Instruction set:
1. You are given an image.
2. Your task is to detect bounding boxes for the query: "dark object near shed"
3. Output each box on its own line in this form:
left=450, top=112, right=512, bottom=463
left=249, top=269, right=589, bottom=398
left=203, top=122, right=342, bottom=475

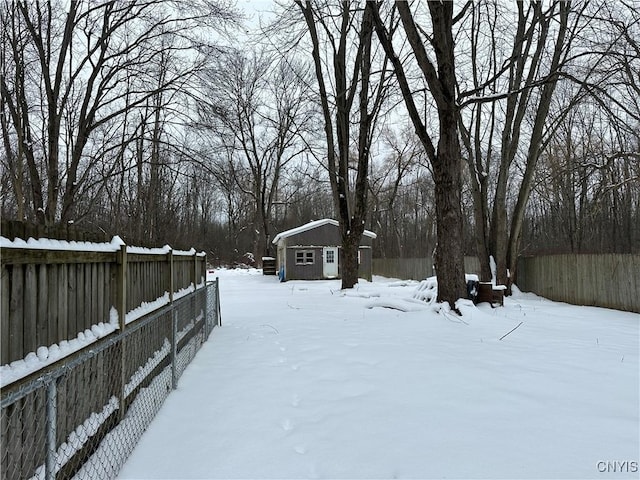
left=476, top=282, right=505, bottom=307
left=262, top=257, right=276, bottom=275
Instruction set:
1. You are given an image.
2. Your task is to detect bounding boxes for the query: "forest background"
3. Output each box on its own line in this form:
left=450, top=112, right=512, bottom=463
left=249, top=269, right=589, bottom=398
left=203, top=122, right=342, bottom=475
left=1, top=0, right=638, bottom=291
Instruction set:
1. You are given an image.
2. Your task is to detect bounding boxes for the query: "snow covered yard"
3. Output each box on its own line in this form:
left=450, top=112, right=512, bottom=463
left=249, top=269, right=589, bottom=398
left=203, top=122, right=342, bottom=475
left=117, top=269, right=638, bottom=479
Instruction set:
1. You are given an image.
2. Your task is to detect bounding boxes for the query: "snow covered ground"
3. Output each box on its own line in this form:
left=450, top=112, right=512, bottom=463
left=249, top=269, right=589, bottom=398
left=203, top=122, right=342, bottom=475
left=117, top=269, right=638, bottom=479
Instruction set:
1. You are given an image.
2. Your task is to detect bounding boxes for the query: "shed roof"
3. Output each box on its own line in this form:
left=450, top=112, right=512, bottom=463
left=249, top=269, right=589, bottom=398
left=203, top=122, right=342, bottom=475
left=272, top=219, right=377, bottom=244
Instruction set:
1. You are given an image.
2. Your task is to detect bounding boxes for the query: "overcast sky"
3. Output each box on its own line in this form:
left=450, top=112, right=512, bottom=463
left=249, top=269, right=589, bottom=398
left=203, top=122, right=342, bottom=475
left=239, top=0, right=276, bottom=23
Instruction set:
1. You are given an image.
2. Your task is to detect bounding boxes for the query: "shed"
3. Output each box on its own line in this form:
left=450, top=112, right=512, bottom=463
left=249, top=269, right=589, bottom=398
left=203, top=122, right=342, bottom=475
left=272, top=219, right=376, bottom=281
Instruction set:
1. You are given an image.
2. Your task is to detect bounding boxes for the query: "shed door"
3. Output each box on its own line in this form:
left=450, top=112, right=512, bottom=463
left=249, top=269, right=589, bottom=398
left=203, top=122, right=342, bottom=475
left=323, top=247, right=339, bottom=278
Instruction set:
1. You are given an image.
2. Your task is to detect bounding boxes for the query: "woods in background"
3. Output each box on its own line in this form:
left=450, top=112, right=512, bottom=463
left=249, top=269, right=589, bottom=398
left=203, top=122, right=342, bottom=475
left=2, top=1, right=638, bottom=290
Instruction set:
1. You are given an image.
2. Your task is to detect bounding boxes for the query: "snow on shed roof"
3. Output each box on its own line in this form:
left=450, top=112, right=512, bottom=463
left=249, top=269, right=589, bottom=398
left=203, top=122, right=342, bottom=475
left=272, top=219, right=377, bottom=244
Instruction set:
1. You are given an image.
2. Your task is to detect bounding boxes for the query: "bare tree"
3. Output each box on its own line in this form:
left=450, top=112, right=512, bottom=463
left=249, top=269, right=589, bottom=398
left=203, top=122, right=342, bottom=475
left=0, top=0, right=234, bottom=227
left=1, top=0, right=42, bottom=221
left=525, top=94, right=640, bottom=255
left=371, top=1, right=467, bottom=307
left=294, top=0, right=389, bottom=289
left=452, top=1, right=604, bottom=292
left=517, top=1, right=639, bottom=256
left=369, top=125, right=424, bottom=258
left=199, top=48, right=315, bottom=262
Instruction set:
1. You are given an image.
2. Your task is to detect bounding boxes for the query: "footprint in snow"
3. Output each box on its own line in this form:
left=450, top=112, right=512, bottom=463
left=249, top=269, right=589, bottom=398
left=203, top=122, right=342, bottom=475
left=281, top=418, right=294, bottom=431
left=291, top=394, right=300, bottom=407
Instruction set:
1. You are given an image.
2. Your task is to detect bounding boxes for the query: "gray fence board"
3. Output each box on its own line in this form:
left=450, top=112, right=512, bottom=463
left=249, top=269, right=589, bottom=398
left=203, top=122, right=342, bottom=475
left=37, top=265, right=48, bottom=349
left=76, top=264, right=85, bottom=340
left=517, top=254, right=639, bottom=313
left=9, top=267, right=24, bottom=363
left=58, top=264, right=68, bottom=345
left=24, top=265, right=37, bottom=355
left=1, top=269, right=10, bottom=365
left=372, top=256, right=482, bottom=281
left=68, top=265, right=78, bottom=340
left=47, top=265, right=59, bottom=351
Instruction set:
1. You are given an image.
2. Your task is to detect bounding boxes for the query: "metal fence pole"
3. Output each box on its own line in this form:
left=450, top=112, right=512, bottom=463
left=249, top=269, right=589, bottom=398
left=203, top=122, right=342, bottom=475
left=203, top=283, right=209, bottom=339
left=216, top=277, right=221, bottom=327
left=171, top=309, right=178, bottom=390
left=45, top=379, right=57, bottom=480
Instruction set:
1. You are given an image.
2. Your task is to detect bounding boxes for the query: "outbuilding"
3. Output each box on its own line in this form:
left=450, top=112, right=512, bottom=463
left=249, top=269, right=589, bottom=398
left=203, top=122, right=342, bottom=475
left=272, top=219, right=376, bottom=281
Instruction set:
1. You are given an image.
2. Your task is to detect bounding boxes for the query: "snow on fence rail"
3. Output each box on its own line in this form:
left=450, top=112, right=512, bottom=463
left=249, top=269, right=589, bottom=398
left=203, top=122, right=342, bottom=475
left=0, top=236, right=207, bottom=367
left=0, top=271, right=220, bottom=480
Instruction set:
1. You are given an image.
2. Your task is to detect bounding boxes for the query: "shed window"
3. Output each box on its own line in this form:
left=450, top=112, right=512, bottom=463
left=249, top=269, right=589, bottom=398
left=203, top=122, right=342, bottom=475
left=295, top=250, right=315, bottom=265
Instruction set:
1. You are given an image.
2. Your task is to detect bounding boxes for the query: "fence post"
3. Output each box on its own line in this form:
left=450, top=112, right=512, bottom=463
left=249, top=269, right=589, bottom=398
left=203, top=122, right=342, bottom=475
left=204, top=280, right=209, bottom=338
left=171, top=309, right=178, bottom=390
left=166, top=247, right=174, bottom=303
left=116, top=243, right=128, bottom=332
left=192, top=251, right=198, bottom=290
left=45, top=379, right=57, bottom=480
left=203, top=255, right=206, bottom=286
left=116, top=241, right=128, bottom=421
left=202, top=282, right=207, bottom=339
left=215, top=277, right=221, bottom=327
left=166, top=247, right=177, bottom=389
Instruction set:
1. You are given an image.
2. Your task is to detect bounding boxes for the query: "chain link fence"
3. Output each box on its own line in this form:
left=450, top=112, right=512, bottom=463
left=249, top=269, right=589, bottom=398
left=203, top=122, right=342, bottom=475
left=1, top=279, right=220, bottom=480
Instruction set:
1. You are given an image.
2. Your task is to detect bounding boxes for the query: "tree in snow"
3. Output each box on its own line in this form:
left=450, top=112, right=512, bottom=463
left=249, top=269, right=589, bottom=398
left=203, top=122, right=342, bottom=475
left=457, top=0, right=640, bottom=288
left=0, top=0, right=235, bottom=226
left=291, top=0, right=391, bottom=289
left=371, top=1, right=468, bottom=307
left=197, top=47, right=316, bottom=262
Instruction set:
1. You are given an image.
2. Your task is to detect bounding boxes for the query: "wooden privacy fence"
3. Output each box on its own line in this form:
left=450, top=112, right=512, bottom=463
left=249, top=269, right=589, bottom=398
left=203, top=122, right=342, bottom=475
left=373, top=254, right=639, bottom=312
left=372, top=256, right=481, bottom=281
left=1, top=237, right=207, bottom=366
left=517, top=254, right=640, bottom=313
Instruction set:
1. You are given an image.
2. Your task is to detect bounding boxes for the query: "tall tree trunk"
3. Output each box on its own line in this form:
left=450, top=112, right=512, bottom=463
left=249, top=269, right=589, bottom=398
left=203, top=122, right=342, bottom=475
left=341, top=232, right=361, bottom=288
left=507, top=2, right=570, bottom=284
left=429, top=3, right=467, bottom=302
left=432, top=119, right=466, bottom=305
left=371, top=1, right=467, bottom=307
left=296, top=0, right=382, bottom=290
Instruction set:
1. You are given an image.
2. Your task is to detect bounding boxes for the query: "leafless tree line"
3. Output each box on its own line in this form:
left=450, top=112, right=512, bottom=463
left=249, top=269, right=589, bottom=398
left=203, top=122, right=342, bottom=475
left=1, top=1, right=638, bottom=304
left=1, top=0, right=235, bottom=243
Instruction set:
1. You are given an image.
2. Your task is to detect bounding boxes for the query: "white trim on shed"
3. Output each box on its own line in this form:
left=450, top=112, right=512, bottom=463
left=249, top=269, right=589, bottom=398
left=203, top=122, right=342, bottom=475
left=272, top=219, right=377, bottom=245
